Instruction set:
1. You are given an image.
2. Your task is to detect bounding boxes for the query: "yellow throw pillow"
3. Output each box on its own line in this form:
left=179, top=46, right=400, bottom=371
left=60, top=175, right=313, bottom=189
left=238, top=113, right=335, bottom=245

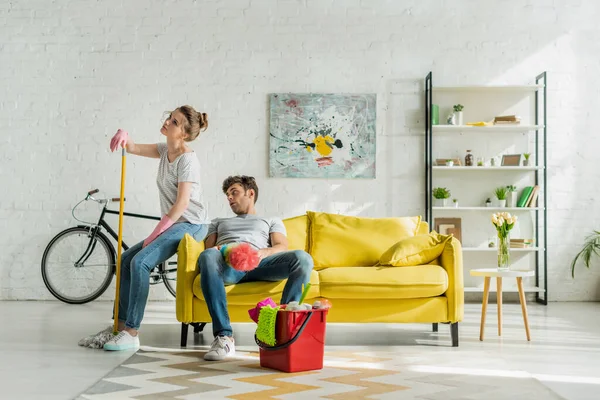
left=282, top=215, right=309, bottom=252
left=308, top=211, right=422, bottom=269
left=379, top=231, right=452, bottom=267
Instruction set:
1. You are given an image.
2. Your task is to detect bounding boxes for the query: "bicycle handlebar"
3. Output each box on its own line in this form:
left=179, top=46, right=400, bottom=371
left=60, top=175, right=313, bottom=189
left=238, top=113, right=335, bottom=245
left=88, top=189, right=99, bottom=195
left=111, top=197, right=126, bottom=202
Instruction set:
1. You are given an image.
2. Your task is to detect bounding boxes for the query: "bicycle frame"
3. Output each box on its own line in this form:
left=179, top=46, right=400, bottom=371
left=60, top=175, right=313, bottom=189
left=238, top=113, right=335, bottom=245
left=76, top=202, right=160, bottom=267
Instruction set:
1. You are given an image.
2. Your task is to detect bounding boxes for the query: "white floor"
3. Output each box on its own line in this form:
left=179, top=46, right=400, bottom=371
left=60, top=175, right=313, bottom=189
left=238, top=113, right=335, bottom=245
left=1, top=300, right=599, bottom=400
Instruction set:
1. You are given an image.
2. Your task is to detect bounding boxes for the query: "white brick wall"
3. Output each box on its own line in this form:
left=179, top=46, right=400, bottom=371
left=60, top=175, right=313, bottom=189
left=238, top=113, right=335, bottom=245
left=1, top=0, right=599, bottom=301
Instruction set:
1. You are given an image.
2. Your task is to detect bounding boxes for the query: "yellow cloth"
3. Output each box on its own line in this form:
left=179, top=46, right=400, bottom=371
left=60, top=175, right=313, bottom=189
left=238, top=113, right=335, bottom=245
left=379, top=231, right=452, bottom=267
left=466, top=121, right=492, bottom=126
left=307, top=211, right=421, bottom=270
left=318, top=265, right=448, bottom=299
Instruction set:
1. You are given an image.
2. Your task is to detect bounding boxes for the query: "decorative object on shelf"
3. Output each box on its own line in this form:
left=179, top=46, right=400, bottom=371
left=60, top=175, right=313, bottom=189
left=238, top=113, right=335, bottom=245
left=433, top=187, right=451, bottom=207
left=434, top=217, right=462, bottom=243
left=269, top=93, right=376, bottom=179
left=488, top=236, right=496, bottom=248
left=506, top=185, right=517, bottom=207
left=465, top=150, right=474, bottom=166
left=435, top=158, right=461, bottom=166
left=453, top=198, right=459, bottom=208
left=432, top=104, right=439, bottom=125
left=570, top=230, right=600, bottom=278
left=485, top=198, right=492, bottom=207
left=446, top=113, right=456, bottom=125
left=523, top=153, right=531, bottom=166
left=453, top=104, right=464, bottom=125
left=491, top=212, right=518, bottom=270
left=493, top=114, right=521, bottom=125
left=494, top=187, right=508, bottom=207
left=445, top=159, right=454, bottom=166
left=490, top=156, right=497, bottom=166
left=477, top=157, right=484, bottom=166
left=501, top=154, right=522, bottom=166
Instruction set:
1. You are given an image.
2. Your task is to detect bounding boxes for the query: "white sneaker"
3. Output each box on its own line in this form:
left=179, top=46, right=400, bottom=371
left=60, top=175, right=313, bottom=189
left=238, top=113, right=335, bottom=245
left=103, top=330, right=140, bottom=351
left=204, top=336, right=235, bottom=361
left=78, top=325, right=112, bottom=348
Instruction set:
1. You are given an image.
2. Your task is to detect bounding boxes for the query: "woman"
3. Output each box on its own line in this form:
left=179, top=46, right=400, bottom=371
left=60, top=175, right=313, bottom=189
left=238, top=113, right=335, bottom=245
left=79, top=105, right=210, bottom=351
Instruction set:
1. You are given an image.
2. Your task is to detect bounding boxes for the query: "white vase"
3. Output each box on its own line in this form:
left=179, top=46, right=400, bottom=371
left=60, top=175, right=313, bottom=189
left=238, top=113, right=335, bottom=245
left=455, top=111, right=463, bottom=125
left=507, top=192, right=517, bottom=208
left=496, top=199, right=506, bottom=208
left=434, top=198, right=448, bottom=207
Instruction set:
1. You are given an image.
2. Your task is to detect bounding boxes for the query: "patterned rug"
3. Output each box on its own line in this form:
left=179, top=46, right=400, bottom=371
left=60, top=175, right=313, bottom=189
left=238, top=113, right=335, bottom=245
left=77, top=347, right=563, bottom=399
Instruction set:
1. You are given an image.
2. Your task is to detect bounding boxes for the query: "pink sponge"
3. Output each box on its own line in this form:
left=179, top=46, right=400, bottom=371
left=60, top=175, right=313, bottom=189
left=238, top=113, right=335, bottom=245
left=248, top=297, right=277, bottom=323
left=220, top=243, right=261, bottom=272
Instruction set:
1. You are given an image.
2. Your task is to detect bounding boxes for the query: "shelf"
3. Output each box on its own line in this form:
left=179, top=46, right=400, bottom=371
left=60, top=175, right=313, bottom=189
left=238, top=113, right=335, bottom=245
left=433, top=207, right=541, bottom=211
left=464, top=286, right=545, bottom=293
left=463, top=247, right=540, bottom=252
left=433, top=84, right=544, bottom=92
left=433, top=166, right=542, bottom=171
left=433, top=125, right=544, bottom=132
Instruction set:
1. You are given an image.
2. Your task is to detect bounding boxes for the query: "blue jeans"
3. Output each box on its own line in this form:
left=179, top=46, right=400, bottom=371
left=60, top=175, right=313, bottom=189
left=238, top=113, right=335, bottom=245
left=116, top=222, right=208, bottom=330
left=199, top=248, right=314, bottom=337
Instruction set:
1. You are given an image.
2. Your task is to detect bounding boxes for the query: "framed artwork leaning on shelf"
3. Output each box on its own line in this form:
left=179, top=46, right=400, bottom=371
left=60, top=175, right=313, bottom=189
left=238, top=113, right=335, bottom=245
left=501, top=154, right=522, bottom=166
left=434, top=217, right=462, bottom=243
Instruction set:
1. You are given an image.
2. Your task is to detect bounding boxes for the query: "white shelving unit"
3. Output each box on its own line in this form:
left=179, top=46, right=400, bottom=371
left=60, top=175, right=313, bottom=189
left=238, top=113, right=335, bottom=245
left=424, top=72, right=548, bottom=304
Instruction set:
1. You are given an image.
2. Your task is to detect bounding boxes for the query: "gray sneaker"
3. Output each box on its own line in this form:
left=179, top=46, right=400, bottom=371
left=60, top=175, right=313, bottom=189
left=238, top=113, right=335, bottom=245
left=78, top=325, right=112, bottom=347
left=204, top=336, right=235, bottom=361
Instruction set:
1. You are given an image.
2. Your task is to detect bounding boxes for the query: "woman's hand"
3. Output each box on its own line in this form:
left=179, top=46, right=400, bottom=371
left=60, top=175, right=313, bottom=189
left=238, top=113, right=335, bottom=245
left=110, top=129, right=128, bottom=152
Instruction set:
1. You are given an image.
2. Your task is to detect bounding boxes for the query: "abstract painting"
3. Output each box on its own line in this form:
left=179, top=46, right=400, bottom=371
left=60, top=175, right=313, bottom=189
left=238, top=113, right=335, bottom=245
left=269, top=93, right=376, bottom=178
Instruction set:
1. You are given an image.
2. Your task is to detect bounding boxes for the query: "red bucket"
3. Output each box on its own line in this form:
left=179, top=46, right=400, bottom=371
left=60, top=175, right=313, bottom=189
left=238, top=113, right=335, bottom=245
left=255, top=308, right=328, bottom=373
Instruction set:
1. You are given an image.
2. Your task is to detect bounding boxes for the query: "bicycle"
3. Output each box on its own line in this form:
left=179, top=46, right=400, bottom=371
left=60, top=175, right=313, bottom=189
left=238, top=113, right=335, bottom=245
left=41, top=189, right=179, bottom=304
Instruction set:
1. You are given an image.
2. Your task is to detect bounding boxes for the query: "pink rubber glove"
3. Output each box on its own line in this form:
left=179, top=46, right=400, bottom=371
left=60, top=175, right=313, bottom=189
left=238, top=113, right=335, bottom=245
left=110, top=129, right=128, bottom=152
left=143, top=215, right=175, bottom=248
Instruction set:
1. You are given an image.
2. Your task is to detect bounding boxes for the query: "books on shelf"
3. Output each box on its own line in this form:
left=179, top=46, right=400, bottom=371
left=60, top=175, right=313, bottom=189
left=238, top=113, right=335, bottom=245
left=516, top=185, right=540, bottom=207
left=493, top=115, right=521, bottom=125
left=510, top=238, right=534, bottom=248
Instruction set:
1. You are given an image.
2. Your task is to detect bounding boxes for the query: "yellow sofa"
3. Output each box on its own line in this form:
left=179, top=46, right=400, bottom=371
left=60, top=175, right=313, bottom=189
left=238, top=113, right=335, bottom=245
left=176, top=211, right=464, bottom=347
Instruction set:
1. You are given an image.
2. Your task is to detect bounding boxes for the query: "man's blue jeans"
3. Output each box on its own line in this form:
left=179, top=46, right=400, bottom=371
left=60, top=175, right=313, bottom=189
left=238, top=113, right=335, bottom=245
left=116, top=222, right=208, bottom=330
left=198, top=248, right=314, bottom=337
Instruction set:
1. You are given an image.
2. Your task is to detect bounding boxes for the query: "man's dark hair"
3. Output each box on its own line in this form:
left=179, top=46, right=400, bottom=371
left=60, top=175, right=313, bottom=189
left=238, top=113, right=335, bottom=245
left=222, top=175, right=259, bottom=203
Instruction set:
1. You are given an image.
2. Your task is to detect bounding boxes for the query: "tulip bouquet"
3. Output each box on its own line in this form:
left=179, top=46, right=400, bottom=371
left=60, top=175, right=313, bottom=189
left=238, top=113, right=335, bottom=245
left=492, top=212, right=518, bottom=270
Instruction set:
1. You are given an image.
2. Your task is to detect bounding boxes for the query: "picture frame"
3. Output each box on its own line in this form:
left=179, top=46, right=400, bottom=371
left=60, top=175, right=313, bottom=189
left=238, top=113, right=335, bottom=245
left=434, top=217, right=462, bottom=243
left=501, top=154, right=522, bottom=166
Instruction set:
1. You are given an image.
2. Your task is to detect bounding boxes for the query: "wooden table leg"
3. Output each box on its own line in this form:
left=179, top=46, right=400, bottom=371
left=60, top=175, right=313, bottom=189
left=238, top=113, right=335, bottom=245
left=497, top=277, right=502, bottom=336
left=479, top=277, right=491, bottom=341
left=516, top=277, right=531, bottom=341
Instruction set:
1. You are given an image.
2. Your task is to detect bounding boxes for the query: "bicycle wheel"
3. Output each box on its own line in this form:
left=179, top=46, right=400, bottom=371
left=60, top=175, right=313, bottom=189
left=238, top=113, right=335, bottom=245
left=162, top=257, right=178, bottom=298
left=41, top=227, right=115, bottom=304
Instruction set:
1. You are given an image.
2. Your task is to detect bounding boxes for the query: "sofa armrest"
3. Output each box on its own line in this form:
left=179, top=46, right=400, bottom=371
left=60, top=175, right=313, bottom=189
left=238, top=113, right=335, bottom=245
left=176, top=233, right=204, bottom=324
left=438, top=237, right=464, bottom=323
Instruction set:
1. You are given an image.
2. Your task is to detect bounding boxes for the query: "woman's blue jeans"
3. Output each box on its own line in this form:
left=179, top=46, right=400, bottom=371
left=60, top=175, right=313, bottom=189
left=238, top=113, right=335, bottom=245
left=116, top=222, right=208, bottom=330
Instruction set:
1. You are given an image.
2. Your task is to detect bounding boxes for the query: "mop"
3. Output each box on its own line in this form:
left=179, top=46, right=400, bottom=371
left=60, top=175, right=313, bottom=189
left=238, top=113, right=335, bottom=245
left=112, top=148, right=126, bottom=335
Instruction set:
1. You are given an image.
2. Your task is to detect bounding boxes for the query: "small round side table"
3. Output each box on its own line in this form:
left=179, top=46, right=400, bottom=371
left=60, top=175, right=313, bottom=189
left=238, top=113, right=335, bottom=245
left=469, top=268, right=534, bottom=341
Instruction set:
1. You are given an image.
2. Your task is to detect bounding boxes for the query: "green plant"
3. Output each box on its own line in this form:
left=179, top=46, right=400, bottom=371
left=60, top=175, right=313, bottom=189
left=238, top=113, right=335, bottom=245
left=477, top=160, right=484, bottom=166
left=523, top=153, right=531, bottom=160
left=433, top=187, right=451, bottom=199
left=506, top=185, right=517, bottom=192
left=453, top=104, right=464, bottom=112
left=453, top=198, right=458, bottom=202
left=494, top=187, right=507, bottom=200
left=570, top=231, right=600, bottom=278
left=486, top=197, right=492, bottom=203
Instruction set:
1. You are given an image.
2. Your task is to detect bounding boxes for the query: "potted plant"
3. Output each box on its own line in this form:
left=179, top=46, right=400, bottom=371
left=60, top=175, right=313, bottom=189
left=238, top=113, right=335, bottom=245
left=485, top=197, right=492, bottom=207
left=433, top=187, right=451, bottom=207
left=452, top=198, right=459, bottom=208
left=445, top=159, right=454, bottom=167
left=523, top=153, right=531, bottom=166
left=506, top=185, right=517, bottom=207
left=477, top=160, right=484, bottom=167
left=494, top=187, right=508, bottom=207
left=570, top=230, right=600, bottom=278
left=453, top=104, right=464, bottom=125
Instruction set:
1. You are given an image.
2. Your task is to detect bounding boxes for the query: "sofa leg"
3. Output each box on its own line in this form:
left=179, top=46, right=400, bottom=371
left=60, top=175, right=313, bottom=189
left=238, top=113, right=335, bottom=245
left=181, top=323, right=189, bottom=348
left=450, top=322, right=459, bottom=347
left=191, top=322, right=206, bottom=333
left=432, top=323, right=438, bottom=332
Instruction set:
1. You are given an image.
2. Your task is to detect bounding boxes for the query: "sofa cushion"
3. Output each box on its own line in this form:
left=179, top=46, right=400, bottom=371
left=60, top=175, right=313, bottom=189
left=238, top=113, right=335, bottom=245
left=192, top=270, right=320, bottom=305
left=379, top=231, right=452, bottom=267
left=282, top=215, right=308, bottom=252
left=318, top=265, right=448, bottom=299
left=307, top=211, right=422, bottom=270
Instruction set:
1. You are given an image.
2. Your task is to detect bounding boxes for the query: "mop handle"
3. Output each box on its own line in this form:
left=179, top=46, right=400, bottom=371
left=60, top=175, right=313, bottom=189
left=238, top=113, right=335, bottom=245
left=113, top=148, right=126, bottom=334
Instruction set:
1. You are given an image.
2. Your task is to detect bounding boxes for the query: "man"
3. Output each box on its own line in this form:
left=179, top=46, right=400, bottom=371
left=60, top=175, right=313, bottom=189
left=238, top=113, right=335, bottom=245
left=198, top=175, right=314, bottom=361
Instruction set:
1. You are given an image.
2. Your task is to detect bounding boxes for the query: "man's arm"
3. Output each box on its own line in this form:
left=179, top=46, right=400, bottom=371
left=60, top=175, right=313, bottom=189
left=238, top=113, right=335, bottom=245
left=257, top=232, right=288, bottom=259
left=204, top=233, right=217, bottom=249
